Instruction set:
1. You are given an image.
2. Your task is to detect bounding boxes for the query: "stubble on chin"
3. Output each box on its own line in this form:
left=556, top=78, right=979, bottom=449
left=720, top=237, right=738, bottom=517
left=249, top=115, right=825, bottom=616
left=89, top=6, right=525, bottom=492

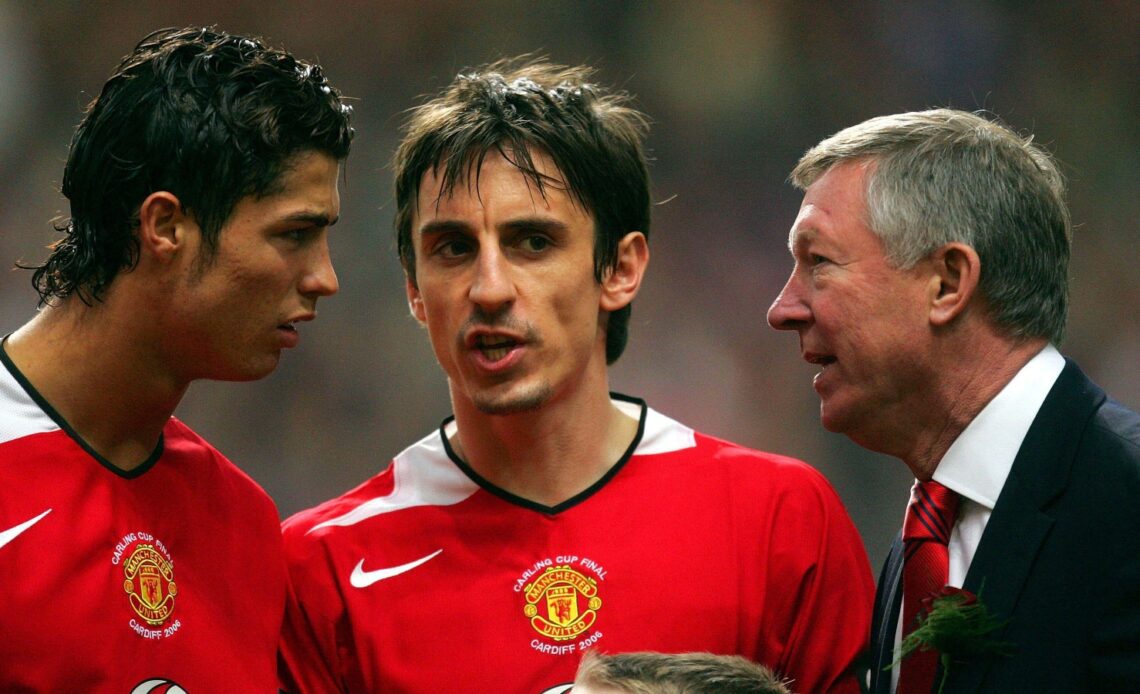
left=473, top=383, right=553, bottom=415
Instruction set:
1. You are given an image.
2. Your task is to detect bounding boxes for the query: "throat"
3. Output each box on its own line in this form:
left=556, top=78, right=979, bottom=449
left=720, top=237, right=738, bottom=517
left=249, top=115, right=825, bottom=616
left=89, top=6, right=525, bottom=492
left=449, top=399, right=640, bottom=507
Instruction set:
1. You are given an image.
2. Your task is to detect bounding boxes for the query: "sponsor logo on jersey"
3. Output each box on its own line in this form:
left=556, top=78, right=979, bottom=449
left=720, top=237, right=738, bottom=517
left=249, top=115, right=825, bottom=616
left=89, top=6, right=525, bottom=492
left=112, top=531, right=182, bottom=640
left=130, top=679, right=188, bottom=694
left=523, top=564, right=602, bottom=641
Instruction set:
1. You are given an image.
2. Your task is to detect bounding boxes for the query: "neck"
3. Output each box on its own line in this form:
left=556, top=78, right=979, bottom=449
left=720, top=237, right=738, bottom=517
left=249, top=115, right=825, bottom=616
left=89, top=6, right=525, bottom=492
left=448, top=380, right=638, bottom=508
left=6, top=297, right=188, bottom=471
left=886, top=334, right=1049, bottom=480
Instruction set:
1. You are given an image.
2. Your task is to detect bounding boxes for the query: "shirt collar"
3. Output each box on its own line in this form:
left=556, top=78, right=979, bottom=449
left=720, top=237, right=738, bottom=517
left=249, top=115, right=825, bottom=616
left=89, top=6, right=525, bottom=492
left=932, top=344, right=1065, bottom=509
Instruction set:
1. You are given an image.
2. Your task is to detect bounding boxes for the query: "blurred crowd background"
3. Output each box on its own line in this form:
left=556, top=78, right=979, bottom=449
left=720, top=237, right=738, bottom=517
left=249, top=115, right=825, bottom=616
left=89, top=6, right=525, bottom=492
left=1, top=1, right=1136, bottom=571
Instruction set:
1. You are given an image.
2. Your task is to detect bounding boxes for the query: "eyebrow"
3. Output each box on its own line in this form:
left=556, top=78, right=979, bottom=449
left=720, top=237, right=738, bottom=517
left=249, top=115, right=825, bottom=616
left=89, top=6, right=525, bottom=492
left=788, top=226, right=817, bottom=253
left=417, top=216, right=571, bottom=238
left=501, top=217, right=571, bottom=235
left=417, top=220, right=469, bottom=240
left=282, top=211, right=339, bottom=227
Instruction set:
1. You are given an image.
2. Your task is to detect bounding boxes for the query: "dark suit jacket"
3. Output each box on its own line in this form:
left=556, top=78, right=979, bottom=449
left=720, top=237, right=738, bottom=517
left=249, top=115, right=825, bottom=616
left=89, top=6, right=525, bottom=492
left=869, top=360, right=1140, bottom=693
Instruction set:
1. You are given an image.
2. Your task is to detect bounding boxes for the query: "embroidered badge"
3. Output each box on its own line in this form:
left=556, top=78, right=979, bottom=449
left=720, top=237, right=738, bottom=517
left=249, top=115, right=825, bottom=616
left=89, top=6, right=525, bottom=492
left=124, top=543, right=177, bottom=624
left=524, top=564, right=602, bottom=640
left=112, top=531, right=182, bottom=640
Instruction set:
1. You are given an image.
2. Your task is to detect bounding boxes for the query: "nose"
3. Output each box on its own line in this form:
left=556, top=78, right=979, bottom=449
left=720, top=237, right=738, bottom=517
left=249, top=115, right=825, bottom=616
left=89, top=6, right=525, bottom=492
left=767, top=271, right=810, bottom=331
left=301, top=240, right=339, bottom=298
left=468, top=244, right=515, bottom=311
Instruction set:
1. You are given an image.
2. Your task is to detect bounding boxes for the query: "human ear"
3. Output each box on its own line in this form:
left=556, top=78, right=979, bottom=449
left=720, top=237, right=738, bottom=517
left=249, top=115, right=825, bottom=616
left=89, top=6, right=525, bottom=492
left=600, top=231, right=649, bottom=312
left=928, top=242, right=981, bottom=326
left=137, top=191, right=188, bottom=263
left=406, top=274, right=427, bottom=324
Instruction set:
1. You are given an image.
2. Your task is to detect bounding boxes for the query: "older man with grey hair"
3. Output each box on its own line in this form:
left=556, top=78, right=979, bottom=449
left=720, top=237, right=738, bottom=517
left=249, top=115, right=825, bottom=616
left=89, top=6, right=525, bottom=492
left=768, top=108, right=1140, bottom=693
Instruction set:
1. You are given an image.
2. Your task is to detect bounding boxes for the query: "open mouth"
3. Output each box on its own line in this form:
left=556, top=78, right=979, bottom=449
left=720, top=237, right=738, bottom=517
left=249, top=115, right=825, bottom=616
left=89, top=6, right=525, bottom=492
left=476, top=335, right=517, bottom=361
left=807, top=354, right=836, bottom=369
left=278, top=322, right=297, bottom=333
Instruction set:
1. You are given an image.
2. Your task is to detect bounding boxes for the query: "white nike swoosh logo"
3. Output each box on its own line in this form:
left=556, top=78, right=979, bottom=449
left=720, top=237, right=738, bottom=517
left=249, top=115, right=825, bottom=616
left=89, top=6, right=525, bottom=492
left=350, top=549, right=443, bottom=588
left=0, top=509, right=52, bottom=551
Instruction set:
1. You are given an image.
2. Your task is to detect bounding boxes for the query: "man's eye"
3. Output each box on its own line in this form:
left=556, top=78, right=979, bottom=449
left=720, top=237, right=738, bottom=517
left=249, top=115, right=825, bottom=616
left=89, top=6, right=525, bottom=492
left=281, top=228, right=314, bottom=243
left=810, top=254, right=830, bottom=265
left=436, top=239, right=474, bottom=257
left=521, top=235, right=551, bottom=252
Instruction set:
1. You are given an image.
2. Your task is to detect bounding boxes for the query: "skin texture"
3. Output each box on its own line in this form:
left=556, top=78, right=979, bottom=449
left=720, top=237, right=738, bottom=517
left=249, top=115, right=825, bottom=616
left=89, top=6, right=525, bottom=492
left=767, top=160, right=1046, bottom=477
left=4, top=149, right=341, bottom=470
left=767, top=161, right=936, bottom=442
left=155, top=149, right=342, bottom=383
left=408, top=151, right=608, bottom=416
left=405, top=148, right=648, bottom=505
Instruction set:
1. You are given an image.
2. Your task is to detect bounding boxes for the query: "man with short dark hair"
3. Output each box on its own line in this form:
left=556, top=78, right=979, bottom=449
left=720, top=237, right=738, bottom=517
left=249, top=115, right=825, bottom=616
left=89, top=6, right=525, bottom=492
left=0, top=26, right=352, bottom=690
left=280, top=58, right=872, bottom=694
left=768, top=108, right=1140, bottom=692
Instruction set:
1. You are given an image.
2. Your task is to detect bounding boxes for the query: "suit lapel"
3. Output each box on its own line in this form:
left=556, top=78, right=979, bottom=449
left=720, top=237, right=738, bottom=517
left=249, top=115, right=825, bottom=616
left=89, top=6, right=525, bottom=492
left=953, top=482, right=1053, bottom=691
left=950, top=361, right=1103, bottom=691
left=870, top=533, right=905, bottom=693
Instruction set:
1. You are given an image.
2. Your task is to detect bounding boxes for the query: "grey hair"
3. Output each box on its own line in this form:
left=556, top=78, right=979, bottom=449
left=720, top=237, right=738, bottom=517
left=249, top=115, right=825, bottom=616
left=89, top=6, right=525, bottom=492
left=791, top=108, right=1071, bottom=344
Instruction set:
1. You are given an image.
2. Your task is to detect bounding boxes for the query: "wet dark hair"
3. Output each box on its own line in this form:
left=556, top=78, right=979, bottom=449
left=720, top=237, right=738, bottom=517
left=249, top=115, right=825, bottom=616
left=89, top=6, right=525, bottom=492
left=26, top=25, right=354, bottom=303
left=392, top=58, right=651, bottom=364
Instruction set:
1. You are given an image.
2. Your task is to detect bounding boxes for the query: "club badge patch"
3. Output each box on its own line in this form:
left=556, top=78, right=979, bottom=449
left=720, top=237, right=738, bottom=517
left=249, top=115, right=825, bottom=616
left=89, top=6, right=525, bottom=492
left=112, top=531, right=182, bottom=640
left=515, top=555, right=607, bottom=655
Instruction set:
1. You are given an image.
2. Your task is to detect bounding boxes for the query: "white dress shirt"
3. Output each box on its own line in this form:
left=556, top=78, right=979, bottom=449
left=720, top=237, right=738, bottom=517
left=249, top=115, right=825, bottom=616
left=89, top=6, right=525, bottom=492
left=890, top=344, right=1065, bottom=691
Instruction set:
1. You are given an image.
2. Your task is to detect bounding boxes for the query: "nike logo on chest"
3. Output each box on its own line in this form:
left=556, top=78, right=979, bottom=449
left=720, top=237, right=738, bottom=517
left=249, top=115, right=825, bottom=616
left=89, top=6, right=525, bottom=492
left=350, top=549, right=443, bottom=588
left=0, top=509, right=52, bottom=551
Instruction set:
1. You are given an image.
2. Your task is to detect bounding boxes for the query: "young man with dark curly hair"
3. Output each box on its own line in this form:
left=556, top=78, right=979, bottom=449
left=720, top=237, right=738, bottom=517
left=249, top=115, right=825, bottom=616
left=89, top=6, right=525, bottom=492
left=0, top=26, right=352, bottom=690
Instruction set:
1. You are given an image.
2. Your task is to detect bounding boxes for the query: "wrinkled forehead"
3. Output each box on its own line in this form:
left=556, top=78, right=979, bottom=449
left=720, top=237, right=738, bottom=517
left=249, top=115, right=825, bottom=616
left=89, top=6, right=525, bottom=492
left=786, top=160, right=879, bottom=251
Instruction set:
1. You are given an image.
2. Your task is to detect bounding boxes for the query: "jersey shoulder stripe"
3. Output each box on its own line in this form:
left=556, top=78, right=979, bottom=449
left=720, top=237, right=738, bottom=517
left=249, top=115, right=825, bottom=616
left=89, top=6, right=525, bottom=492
left=0, top=356, right=59, bottom=446
left=306, top=428, right=478, bottom=533
left=629, top=401, right=696, bottom=455
left=298, top=397, right=696, bottom=535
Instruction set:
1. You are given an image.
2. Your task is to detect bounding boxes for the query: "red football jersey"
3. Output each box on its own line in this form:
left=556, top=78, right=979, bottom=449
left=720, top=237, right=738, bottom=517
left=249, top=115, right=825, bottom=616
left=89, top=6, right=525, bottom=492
left=0, top=350, right=287, bottom=692
left=281, top=395, right=873, bottom=693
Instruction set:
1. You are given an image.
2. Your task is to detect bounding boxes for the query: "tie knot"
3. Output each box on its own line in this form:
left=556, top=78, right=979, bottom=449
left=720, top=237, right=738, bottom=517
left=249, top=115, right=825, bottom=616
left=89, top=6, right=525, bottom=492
left=903, top=480, right=959, bottom=545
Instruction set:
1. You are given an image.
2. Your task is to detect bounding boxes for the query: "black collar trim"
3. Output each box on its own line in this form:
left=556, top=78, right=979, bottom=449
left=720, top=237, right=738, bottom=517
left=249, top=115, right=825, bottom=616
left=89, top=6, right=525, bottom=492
left=438, top=392, right=648, bottom=515
left=0, top=335, right=164, bottom=479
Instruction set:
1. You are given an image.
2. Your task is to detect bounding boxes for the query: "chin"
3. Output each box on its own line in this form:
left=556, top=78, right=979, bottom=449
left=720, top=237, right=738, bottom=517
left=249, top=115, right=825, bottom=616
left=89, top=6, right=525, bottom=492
left=211, top=356, right=281, bottom=383
left=820, top=414, right=845, bottom=434
left=820, top=401, right=887, bottom=454
left=818, top=400, right=853, bottom=435
left=472, top=383, right=553, bottom=415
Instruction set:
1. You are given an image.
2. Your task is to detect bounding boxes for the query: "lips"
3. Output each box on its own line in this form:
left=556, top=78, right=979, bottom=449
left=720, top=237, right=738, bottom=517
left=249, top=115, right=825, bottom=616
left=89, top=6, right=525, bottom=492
left=803, top=351, right=837, bottom=392
left=475, top=334, right=518, bottom=362
left=277, top=313, right=315, bottom=348
left=804, top=351, right=836, bottom=368
left=279, top=312, right=315, bottom=332
left=461, top=325, right=529, bottom=372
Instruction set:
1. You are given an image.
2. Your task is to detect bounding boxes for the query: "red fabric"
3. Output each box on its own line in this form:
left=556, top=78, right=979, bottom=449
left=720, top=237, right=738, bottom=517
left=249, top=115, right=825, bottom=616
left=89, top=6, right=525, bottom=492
left=280, top=399, right=874, bottom=694
left=1, top=362, right=287, bottom=692
left=898, top=480, right=959, bottom=694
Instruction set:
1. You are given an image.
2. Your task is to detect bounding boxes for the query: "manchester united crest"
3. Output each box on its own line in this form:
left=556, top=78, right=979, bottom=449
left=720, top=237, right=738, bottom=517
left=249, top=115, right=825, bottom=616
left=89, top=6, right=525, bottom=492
left=124, top=542, right=177, bottom=624
left=523, top=564, right=602, bottom=641
left=112, top=530, right=181, bottom=638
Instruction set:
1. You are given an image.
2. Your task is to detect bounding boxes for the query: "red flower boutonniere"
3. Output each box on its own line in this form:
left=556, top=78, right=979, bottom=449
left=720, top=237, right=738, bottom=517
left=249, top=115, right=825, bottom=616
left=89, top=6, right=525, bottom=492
left=891, top=586, right=1016, bottom=693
